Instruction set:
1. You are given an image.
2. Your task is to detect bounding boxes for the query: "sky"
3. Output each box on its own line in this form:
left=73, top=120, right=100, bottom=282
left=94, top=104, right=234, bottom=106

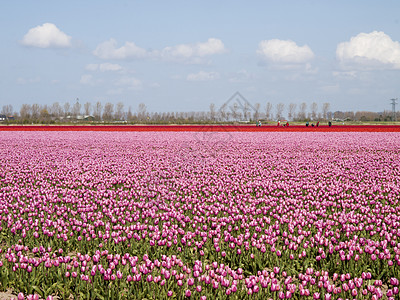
left=1, top=0, right=400, bottom=114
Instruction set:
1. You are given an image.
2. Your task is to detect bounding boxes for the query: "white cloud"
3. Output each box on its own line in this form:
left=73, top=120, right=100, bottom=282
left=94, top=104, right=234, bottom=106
left=100, top=63, right=122, bottom=71
left=197, top=38, right=226, bottom=56
left=115, top=77, right=142, bottom=89
left=93, top=38, right=226, bottom=63
left=93, top=39, right=148, bottom=59
left=21, top=23, right=71, bottom=48
left=305, top=63, right=318, bottom=74
left=228, top=70, right=252, bottom=83
left=257, top=39, right=314, bottom=64
left=162, top=38, right=226, bottom=61
left=336, top=31, right=400, bottom=69
left=85, top=63, right=122, bottom=72
left=187, top=71, right=220, bottom=81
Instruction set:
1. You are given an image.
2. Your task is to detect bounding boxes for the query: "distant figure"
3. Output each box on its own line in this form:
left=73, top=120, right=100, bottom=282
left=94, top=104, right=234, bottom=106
left=328, top=121, right=332, bottom=127
left=311, top=123, right=314, bottom=127
left=256, top=120, right=261, bottom=127
left=286, top=121, right=289, bottom=127
left=277, top=120, right=280, bottom=127
left=316, top=121, right=319, bottom=127
left=306, top=122, right=309, bottom=127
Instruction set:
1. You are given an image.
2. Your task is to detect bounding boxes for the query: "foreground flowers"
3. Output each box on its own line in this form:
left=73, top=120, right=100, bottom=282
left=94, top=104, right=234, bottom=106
left=0, top=131, right=399, bottom=299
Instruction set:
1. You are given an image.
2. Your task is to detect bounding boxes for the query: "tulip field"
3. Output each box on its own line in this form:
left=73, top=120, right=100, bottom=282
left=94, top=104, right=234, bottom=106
left=0, top=130, right=400, bottom=299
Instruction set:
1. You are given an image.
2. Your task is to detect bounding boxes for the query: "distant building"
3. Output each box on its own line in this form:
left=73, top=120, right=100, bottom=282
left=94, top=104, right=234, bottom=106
left=65, top=115, right=95, bottom=121
left=76, top=115, right=95, bottom=121
left=0, top=114, right=13, bottom=121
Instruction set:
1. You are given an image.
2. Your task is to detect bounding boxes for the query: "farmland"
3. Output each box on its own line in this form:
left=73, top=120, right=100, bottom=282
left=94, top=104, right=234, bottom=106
left=0, top=130, right=399, bottom=299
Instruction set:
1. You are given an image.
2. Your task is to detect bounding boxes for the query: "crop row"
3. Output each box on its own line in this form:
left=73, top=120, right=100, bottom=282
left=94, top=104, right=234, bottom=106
left=0, top=132, right=399, bottom=299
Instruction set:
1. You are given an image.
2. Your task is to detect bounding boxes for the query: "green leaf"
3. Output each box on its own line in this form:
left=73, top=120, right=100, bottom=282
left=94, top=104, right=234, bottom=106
left=31, top=286, right=44, bottom=298
left=45, top=282, right=60, bottom=295
left=94, top=291, right=105, bottom=300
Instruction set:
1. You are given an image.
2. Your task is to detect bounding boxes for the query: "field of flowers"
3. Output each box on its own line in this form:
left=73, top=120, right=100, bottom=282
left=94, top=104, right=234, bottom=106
left=0, top=131, right=399, bottom=299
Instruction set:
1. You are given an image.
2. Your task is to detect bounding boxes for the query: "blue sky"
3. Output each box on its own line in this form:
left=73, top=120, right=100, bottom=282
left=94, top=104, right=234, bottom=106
left=1, top=0, right=400, bottom=114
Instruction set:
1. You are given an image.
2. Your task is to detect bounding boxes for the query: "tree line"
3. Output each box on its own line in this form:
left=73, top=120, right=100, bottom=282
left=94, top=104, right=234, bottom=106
left=0, top=101, right=397, bottom=124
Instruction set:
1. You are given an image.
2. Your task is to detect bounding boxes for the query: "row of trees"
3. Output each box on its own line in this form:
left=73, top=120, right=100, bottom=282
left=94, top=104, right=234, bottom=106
left=0, top=101, right=397, bottom=123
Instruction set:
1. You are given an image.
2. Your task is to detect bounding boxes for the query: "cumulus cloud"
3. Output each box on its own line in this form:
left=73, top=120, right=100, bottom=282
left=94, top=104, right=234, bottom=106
left=336, top=31, right=400, bottom=69
left=85, top=63, right=122, bottom=72
left=257, top=39, right=314, bottom=64
left=93, top=39, right=148, bottom=60
left=187, top=71, right=220, bottom=81
left=93, top=38, right=226, bottom=63
left=21, top=23, right=72, bottom=48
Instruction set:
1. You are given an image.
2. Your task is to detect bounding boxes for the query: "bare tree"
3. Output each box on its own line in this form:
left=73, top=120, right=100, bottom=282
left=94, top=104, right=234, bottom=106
left=137, top=103, right=147, bottom=121
left=1, top=105, right=13, bottom=116
left=243, top=102, right=250, bottom=121
left=63, top=102, right=71, bottom=117
left=298, top=102, right=307, bottom=120
left=72, top=101, right=81, bottom=117
left=311, top=102, right=318, bottom=120
left=322, top=102, right=330, bottom=120
left=160, top=112, right=166, bottom=122
left=115, top=102, right=124, bottom=120
left=288, top=103, right=297, bottom=121
left=50, top=102, right=63, bottom=118
left=253, top=103, right=261, bottom=121
left=275, top=103, right=285, bottom=120
left=40, top=106, right=50, bottom=121
left=344, top=111, right=355, bottom=121
left=103, top=102, right=114, bottom=121
left=334, top=111, right=344, bottom=120
left=20, top=104, right=32, bottom=119
left=355, top=111, right=379, bottom=122
left=265, top=102, right=273, bottom=121
left=127, top=106, right=133, bottom=121
left=219, top=103, right=228, bottom=121
left=209, top=103, right=216, bottom=122
left=31, top=104, right=40, bottom=120
left=230, top=102, right=240, bottom=121
left=94, top=102, right=102, bottom=120
left=84, top=102, right=92, bottom=116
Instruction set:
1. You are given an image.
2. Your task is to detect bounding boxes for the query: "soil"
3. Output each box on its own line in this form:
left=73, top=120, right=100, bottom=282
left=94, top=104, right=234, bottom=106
left=0, top=290, right=16, bottom=300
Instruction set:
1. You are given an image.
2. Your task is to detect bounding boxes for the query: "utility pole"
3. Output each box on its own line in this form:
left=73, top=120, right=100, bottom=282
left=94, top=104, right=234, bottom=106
left=390, top=98, right=398, bottom=122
